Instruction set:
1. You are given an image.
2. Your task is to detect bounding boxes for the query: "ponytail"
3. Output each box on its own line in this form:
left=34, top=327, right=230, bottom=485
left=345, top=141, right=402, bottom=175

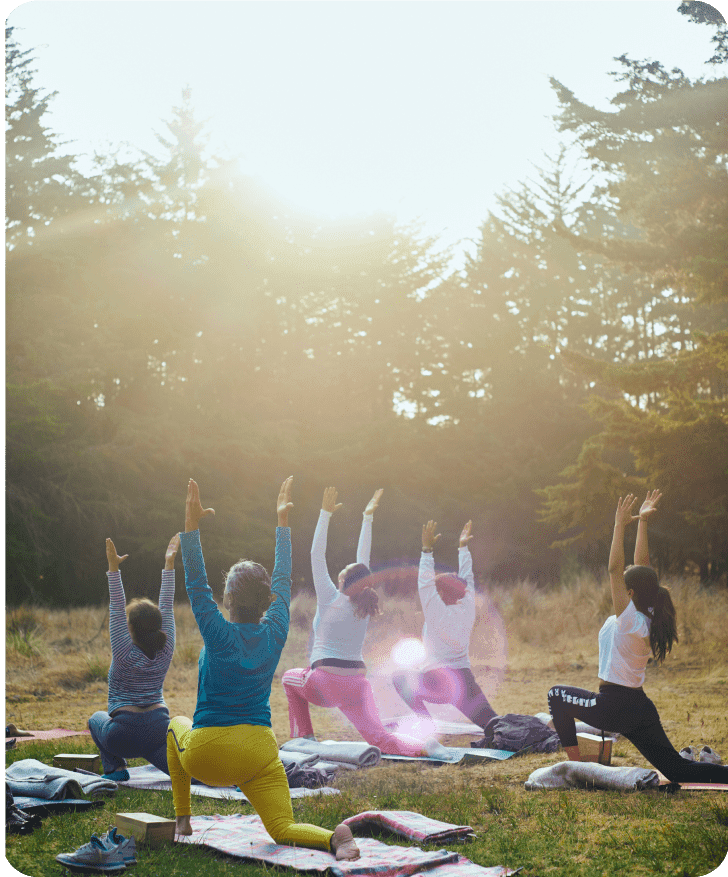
left=624, top=566, right=678, bottom=664
left=649, top=585, right=678, bottom=664
left=350, top=587, right=380, bottom=619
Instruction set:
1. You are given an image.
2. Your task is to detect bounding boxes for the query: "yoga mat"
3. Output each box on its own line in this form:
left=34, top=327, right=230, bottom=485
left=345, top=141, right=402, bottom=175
left=5, top=728, right=91, bottom=744
left=384, top=718, right=483, bottom=737
left=122, top=765, right=340, bottom=800
left=380, top=747, right=516, bottom=765
left=177, top=813, right=519, bottom=877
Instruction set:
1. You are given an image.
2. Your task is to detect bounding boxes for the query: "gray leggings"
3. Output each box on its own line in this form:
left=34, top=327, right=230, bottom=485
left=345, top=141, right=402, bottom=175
left=88, top=707, right=170, bottom=775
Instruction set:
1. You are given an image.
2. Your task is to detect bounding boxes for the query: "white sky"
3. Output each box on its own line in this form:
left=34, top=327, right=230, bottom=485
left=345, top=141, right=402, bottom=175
left=5, top=0, right=728, bottom=261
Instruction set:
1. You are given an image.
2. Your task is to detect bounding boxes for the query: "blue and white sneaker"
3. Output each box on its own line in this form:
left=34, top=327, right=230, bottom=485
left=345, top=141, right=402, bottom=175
left=99, top=827, right=137, bottom=865
left=55, top=835, right=127, bottom=872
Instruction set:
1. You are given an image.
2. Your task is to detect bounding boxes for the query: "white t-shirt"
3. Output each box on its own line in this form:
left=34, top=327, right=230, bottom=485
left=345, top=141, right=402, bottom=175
left=598, top=600, right=652, bottom=687
left=309, top=509, right=373, bottom=666
left=419, top=547, right=476, bottom=671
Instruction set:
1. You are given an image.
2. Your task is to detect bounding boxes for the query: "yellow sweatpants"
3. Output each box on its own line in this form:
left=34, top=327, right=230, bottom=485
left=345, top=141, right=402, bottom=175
left=166, top=716, right=333, bottom=851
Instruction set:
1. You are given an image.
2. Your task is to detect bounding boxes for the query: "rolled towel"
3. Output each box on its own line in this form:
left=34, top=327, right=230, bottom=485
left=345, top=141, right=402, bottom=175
left=525, top=760, right=659, bottom=791
left=280, top=738, right=381, bottom=768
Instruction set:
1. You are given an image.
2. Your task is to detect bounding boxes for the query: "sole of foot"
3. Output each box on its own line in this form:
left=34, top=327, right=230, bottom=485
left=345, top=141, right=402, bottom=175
left=331, top=824, right=360, bottom=861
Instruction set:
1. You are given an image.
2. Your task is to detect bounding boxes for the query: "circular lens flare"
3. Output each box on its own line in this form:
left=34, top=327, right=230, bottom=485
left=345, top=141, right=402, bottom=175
left=391, top=637, right=426, bottom=668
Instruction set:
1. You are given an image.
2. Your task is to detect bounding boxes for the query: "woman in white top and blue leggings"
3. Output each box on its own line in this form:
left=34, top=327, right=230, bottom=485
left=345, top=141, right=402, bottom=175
left=282, top=487, right=431, bottom=757
left=548, top=491, right=728, bottom=784
left=393, top=520, right=497, bottom=732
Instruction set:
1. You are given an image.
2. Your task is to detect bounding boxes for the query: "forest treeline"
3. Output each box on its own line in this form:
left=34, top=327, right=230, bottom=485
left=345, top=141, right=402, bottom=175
left=6, top=3, right=728, bottom=606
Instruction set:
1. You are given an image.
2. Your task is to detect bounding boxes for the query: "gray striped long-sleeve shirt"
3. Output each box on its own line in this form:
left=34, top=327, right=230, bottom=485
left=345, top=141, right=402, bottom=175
left=106, top=569, right=175, bottom=714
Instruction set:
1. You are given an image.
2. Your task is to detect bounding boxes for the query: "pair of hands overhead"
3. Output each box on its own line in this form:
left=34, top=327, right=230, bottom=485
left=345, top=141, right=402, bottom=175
left=614, top=489, right=662, bottom=527
left=185, top=476, right=294, bottom=531
left=321, top=487, right=384, bottom=517
left=105, top=534, right=180, bottom=573
left=422, top=520, right=473, bottom=551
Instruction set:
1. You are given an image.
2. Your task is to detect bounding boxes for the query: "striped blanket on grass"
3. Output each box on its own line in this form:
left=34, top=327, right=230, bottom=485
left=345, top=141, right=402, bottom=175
left=176, top=813, right=519, bottom=877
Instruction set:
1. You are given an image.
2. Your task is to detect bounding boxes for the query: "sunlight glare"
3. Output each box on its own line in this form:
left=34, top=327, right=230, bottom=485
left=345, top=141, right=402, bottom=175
left=391, top=637, right=426, bottom=668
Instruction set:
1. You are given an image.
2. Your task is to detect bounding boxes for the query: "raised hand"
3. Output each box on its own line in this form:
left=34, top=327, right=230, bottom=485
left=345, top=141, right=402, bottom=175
left=106, top=538, right=129, bottom=573
left=614, top=494, right=639, bottom=528
left=277, top=476, right=294, bottom=527
left=185, top=479, right=215, bottom=532
left=639, top=489, right=662, bottom=520
left=459, top=520, right=473, bottom=547
left=164, top=534, right=180, bottom=571
left=364, top=489, right=384, bottom=517
left=422, top=520, right=441, bottom=551
left=322, top=486, right=343, bottom=515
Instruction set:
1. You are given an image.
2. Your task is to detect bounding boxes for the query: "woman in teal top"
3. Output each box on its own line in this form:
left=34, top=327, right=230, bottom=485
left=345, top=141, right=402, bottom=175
left=167, top=477, right=359, bottom=861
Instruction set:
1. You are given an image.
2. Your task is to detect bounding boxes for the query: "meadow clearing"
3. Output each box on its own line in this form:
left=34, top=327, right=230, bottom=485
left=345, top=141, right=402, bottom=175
left=5, top=574, right=728, bottom=877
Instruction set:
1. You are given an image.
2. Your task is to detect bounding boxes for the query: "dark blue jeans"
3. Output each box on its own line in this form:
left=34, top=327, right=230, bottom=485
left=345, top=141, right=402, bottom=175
left=548, top=683, right=728, bottom=784
left=88, top=707, right=170, bottom=775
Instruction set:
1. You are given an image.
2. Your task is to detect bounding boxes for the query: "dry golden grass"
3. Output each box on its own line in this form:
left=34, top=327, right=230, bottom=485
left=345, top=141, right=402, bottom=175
left=6, top=574, right=728, bottom=769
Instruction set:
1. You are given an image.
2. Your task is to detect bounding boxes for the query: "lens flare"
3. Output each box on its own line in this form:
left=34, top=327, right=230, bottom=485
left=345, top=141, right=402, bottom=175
left=391, top=637, right=426, bottom=668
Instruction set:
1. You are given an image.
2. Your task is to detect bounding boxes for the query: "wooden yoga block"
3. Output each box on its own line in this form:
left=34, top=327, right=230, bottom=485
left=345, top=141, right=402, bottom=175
left=52, top=753, right=101, bottom=773
left=115, top=812, right=176, bottom=846
left=577, top=732, right=612, bottom=765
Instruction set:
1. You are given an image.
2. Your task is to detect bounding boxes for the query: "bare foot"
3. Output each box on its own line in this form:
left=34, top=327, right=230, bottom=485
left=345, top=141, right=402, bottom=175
left=175, top=815, right=193, bottom=836
left=331, top=824, right=360, bottom=861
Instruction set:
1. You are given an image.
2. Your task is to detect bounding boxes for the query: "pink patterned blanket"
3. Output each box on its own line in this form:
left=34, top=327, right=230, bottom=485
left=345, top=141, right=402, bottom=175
left=343, top=811, right=476, bottom=843
left=177, top=813, right=519, bottom=877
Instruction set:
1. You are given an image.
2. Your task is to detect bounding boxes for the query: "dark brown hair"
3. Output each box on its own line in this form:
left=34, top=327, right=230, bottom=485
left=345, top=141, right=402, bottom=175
left=624, top=565, right=678, bottom=663
left=127, top=598, right=167, bottom=660
left=350, top=587, right=381, bottom=619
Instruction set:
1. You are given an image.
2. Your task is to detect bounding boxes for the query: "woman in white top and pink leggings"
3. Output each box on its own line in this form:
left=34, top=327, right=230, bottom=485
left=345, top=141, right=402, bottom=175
left=282, top=487, right=435, bottom=757
left=548, top=490, right=728, bottom=784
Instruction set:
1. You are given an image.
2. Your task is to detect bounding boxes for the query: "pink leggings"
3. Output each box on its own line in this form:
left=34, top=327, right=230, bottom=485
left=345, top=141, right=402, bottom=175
left=282, top=667, right=424, bottom=757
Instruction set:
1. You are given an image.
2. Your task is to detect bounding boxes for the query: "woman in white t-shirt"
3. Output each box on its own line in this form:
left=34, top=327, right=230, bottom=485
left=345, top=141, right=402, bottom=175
left=548, top=490, right=728, bottom=784
left=282, top=487, right=438, bottom=757
left=392, top=520, right=497, bottom=732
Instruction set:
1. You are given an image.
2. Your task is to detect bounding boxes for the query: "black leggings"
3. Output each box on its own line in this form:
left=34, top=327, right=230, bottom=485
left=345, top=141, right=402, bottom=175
left=547, top=683, right=728, bottom=784
left=393, top=666, right=497, bottom=730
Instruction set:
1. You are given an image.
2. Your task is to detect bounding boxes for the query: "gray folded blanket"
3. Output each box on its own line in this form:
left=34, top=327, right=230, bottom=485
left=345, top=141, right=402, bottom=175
left=280, top=738, right=381, bottom=768
left=525, top=760, right=659, bottom=791
left=6, top=758, right=118, bottom=799
left=278, top=751, right=341, bottom=788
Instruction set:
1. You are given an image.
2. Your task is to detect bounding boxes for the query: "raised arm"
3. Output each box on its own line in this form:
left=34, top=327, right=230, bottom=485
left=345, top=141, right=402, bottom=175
left=357, top=488, right=383, bottom=567
left=418, top=520, right=441, bottom=610
left=457, top=520, right=475, bottom=596
left=179, top=479, right=221, bottom=640
left=264, top=476, right=294, bottom=644
left=106, top=538, right=132, bottom=659
left=607, top=494, right=639, bottom=617
left=634, top=489, right=661, bottom=567
left=311, top=487, right=341, bottom=606
left=159, top=534, right=179, bottom=645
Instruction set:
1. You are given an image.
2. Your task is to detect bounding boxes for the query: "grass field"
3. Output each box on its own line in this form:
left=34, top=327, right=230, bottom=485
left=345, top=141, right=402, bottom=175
left=5, top=575, right=728, bottom=877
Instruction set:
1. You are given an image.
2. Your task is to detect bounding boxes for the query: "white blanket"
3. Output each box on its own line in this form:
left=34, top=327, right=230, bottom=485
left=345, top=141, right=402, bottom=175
left=525, top=761, right=659, bottom=791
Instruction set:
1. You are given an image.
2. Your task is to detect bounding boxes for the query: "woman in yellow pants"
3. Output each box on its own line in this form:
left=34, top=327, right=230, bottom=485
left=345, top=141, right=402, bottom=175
left=167, top=477, right=359, bottom=860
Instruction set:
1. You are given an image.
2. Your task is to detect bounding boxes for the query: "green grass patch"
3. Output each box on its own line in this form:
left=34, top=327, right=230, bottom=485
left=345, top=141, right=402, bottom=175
left=8, top=741, right=726, bottom=877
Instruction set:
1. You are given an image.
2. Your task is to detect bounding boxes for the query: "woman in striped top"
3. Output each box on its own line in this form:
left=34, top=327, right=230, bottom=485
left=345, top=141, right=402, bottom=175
left=88, top=535, right=178, bottom=781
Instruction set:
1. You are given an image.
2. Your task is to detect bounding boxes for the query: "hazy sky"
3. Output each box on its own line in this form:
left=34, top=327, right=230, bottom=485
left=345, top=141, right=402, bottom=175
left=6, top=0, right=727, bottom=260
